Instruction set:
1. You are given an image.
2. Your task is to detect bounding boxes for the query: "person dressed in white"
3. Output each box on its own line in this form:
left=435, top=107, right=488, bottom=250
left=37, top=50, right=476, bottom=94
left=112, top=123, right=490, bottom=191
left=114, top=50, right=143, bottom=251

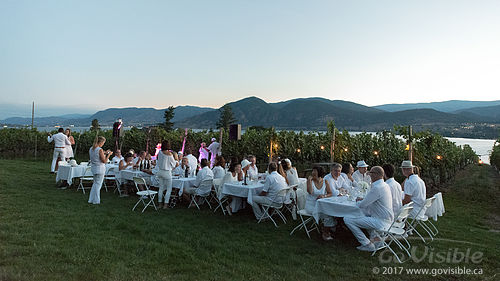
left=173, top=157, right=194, bottom=177
left=47, top=128, right=71, bottom=173
left=344, top=166, right=394, bottom=251
left=305, top=166, right=336, bottom=241
left=382, top=163, right=403, bottom=215
left=250, top=162, right=287, bottom=220
left=198, top=142, right=210, bottom=163
left=247, top=155, right=259, bottom=180
left=155, top=140, right=178, bottom=209
left=207, top=138, right=221, bottom=167
left=88, top=136, right=113, bottom=205
left=352, top=160, right=371, bottom=186
left=221, top=162, right=242, bottom=214
left=241, top=159, right=251, bottom=182
left=323, top=163, right=349, bottom=195
left=278, top=159, right=303, bottom=209
left=64, top=128, right=75, bottom=160
left=182, top=159, right=214, bottom=202
left=341, top=162, right=355, bottom=187
left=401, top=160, right=427, bottom=219
left=112, top=149, right=124, bottom=164
left=212, top=155, right=226, bottom=179
left=185, top=150, right=199, bottom=174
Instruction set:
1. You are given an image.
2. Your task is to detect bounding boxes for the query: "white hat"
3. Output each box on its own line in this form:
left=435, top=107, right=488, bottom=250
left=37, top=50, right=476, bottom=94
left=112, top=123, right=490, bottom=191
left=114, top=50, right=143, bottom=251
left=69, top=159, right=78, bottom=167
left=241, top=159, right=251, bottom=169
left=400, top=160, right=414, bottom=168
left=284, top=158, right=292, bottom=167
left=211, top=137, right=216, bottom=142
left=356, top=160, right=369, bottom=168
left=177, top=151, right=183, bottom=155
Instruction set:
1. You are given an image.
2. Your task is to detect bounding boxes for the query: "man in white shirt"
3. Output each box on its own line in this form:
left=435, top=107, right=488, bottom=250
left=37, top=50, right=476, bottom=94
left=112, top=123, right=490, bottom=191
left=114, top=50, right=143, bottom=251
left=382, top=163, right=403, bottom=216
left=247, top=155, right=259, bottom=180
left=323, top=163, right=350, bottom=196
left=112, top=149, right=124, bottom=164
left=207, top=138, right=220, bottom=167
left=250, top=162, right=288, bottom=220
left=344, top=166, right=394, bottom=251
left=401, top=160, right=427, bottom=219
left=185, top=149, right=199, bottom=174
left=47, top=128, right=71, bottom=173
left=352, top=160, right=371, bottom=186
left=183, top=159, right=214, bottom=201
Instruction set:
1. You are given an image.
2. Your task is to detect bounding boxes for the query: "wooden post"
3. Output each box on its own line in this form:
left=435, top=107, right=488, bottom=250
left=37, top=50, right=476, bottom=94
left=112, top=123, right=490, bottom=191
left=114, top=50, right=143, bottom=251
left=31, top=101, right=34, bottom=130
left=269, top=140, right=273, bottom=163
left=218, top=128, right=223, bottom=155
left=408, top=125, right=413, bottom=162
left=330, top=130, right=335, bottom=163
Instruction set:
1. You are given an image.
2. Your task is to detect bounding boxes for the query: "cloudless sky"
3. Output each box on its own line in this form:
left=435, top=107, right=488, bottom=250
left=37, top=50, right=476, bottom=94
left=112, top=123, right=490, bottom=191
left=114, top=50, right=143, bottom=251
left=1, top=0, right=499, bottom=116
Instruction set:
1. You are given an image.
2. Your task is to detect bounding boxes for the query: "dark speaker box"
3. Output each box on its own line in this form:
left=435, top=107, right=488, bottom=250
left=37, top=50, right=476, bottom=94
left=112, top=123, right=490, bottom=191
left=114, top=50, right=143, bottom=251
left=229, top=124, right=241, bottom=140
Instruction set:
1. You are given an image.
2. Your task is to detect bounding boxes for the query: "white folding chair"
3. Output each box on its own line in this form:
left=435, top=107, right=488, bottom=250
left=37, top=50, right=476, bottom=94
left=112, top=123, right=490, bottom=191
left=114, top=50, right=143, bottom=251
left=188, top=179, right=213, bottom=210
left=283, top=184, right=298, bottom=220
left=371, top=204, right=414, bottom=263
left=407, top=197, right=437, bottom=244
left=77, top=166, right=93, bottom=194
left=211, top=178, right=228, bottom=215
left=132, top=177, right=158, bottom=213
left=289, top=207, right=320, bottom=239
left=257, top=187, right=290, bottom=227
left=103, top=167, right=117, bottom=192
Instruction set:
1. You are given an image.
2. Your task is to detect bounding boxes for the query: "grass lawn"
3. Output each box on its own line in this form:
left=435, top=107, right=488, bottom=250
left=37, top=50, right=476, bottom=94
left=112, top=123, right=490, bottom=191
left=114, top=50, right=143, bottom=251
left=0, top=159, right=499, bottom=281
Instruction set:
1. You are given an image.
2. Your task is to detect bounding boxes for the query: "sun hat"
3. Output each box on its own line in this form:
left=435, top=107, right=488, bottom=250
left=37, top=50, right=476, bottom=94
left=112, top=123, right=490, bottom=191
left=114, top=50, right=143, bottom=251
left=241, top=159, right=251, bottom=169
left=400, top=160, right=415, bottom=168
left=356, top=160, right=369, bottom=168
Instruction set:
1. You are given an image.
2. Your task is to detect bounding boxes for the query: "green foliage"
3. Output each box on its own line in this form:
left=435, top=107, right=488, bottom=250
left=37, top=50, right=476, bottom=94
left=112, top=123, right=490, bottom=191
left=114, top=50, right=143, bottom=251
left=161, top=106, right=175, bottom=131
left=216, top=104, right=236, bottom=130
left=90, top=119, right=100, bottom=131
left=490, top=138, right=500, bottom=169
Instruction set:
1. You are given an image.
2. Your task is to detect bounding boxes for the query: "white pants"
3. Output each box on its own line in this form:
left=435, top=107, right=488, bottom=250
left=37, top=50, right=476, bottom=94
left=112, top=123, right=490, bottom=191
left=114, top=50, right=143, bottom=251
left=51, top=148, right=66, bottom=172
left=250, top=195, right=273, bottom=219
left=157, top=170, right=172, bottom=203
left=88, top=174, right=104, bottom=204
left=344, top=216, right=390, bottom=246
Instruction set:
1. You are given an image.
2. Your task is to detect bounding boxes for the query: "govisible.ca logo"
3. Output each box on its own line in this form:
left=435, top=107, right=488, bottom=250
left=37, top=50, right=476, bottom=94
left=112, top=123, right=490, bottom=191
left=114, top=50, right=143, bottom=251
left=378, top=238, right=484, bottom=264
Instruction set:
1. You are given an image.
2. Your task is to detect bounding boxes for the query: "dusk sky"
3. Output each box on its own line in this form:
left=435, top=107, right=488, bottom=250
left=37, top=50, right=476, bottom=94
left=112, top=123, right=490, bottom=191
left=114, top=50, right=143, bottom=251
left=1, top=0, right=499, bottom=117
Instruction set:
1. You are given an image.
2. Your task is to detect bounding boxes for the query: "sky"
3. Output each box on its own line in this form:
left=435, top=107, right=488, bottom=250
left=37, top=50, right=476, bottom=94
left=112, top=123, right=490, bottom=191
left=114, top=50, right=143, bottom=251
left=1, top=0, right=499, bottom=117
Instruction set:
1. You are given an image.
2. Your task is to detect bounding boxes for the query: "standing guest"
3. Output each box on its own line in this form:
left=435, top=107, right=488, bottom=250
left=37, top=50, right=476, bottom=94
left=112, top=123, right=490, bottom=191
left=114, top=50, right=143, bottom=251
left=64, top=128, right=75, bottom=161
left=247, top=155, right=259, bottom=180
left=341, top=162, right=355, bottom=185
left=198, top=142, right=210, bottom=162
left=344, top=166, right=394, bottom=251
left=208, top=137, right=221, bottom=167
left=323, top=163, right=348, bottom=195
left=185, top=149, right=199, bottom=173
left=382, top=163, right=403, bottom=215
left=250, top=162, right=287, bottom=220
left=182, top=159, right=214, bottom=202
left=401, top=161, right=427, bottom=219
left=306, top=166, right=335, bottom=241
left=156, top=140, right=178, bottom=209
left=88, top=136, right=113, bottom=205
left=112, top=149, right=124, bottom=164
left=47, top=128, right=71, bottom=173
left=221, top=162, right=243, bottom=214
left=352, top=160, right=371, bottom=186
left=212, top=155, right=226, bottom=179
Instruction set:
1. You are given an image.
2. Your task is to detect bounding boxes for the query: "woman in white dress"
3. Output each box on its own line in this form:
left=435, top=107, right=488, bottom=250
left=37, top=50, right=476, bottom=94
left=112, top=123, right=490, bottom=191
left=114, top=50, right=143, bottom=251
left=88, top=136, right=113, bottom=205
left=64, top=128, right=75, bottom=160
left=156, top=140, right=178, bottom=209
left=221, top=162, right=242, bottom=214
left=306, top=166, right=335, bottom=241
left=212, top=155, right=226, bottom=179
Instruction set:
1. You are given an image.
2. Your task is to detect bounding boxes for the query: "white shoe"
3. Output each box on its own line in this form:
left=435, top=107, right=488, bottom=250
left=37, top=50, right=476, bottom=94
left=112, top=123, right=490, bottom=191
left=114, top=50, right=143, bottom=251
left=357, top=242, right=376, bottom=252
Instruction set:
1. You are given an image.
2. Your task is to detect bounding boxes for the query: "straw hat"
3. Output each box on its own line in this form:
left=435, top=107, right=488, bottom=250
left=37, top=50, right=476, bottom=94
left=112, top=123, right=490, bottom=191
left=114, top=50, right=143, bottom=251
left=241, top=159, right=251, bottom=169
left=400, top=160, right=414, bottom=168
left=356, top=160, right=369, bottom=168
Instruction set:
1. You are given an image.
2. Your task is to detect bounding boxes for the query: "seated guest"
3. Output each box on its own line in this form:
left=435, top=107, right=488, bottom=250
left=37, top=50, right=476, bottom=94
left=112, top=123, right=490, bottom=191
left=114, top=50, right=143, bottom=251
left=352, top=160, right=371, bottom=186
left=344, top=166, right=394, bottom=251
left=182, top=159, right=214, bottom=202
left=212, top=155, right=226, bottom=179
left=341, top=162, right=355, bottom=185
left=134, top=151, right=147, bottom=167
left=382, top=163, right=403, bottom=215
left=306, top=166, right=335, bottom=241
left=247, top=155, right=259, bottom=180
left=401, top=161, right=426, bottom=219
left=241, top=159, right=251, bottom=182
left=119, top=153, right=135, bottom=171
left=173, top=157, right=194, bottom=177
left=323, top=163, right=348, bottom=195
left=177, top=151, right=184, bottom=164
left=221, top=161, right=243, bottom=214
left=250, top=162, right=287, bottom=220
left=278, top=159, right=299, bottom=186
left=112, top=149, right=124, bottom=164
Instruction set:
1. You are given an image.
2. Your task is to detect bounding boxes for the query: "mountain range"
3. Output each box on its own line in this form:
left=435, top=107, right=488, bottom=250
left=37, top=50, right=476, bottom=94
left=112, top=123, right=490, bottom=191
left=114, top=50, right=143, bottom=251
left=1, top=97, right=499, bottom=138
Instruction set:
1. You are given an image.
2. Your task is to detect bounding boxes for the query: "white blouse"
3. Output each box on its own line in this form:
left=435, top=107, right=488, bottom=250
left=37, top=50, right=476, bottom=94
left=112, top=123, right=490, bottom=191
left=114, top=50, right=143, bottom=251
left=157, top=151, right=177, bottom=171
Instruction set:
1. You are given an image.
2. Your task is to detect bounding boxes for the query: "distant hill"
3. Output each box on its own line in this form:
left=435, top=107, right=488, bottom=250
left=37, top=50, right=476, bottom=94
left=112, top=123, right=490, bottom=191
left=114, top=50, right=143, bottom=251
left=455, top=104, right=500, bottom=121
left=374, top=100, right=500, bottom=113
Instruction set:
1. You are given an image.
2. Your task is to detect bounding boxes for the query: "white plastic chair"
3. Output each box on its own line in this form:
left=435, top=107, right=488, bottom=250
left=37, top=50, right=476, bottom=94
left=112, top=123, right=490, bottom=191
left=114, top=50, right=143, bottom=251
left=371, top=204, right=414, bottom=263
left=77, top=166, right=93, bottom=194
left=283, top=184, right=298, bottom=220
left=132, top=177, right=158, bottom=213
left=103, top=167, right=117, bottom=192
left=407, top=197, right=437, bottom=244
left=289, top=207, right=320, bottom=239
left=188, top=179, right=213, bottom=210
left=257, top=187, right=290, bottom=227
left=211, top=178, right=228, bottom=215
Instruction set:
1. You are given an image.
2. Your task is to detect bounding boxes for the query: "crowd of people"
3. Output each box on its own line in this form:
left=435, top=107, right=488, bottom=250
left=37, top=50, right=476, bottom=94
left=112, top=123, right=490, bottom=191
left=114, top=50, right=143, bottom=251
left=49, top=133, right=427, bottom=251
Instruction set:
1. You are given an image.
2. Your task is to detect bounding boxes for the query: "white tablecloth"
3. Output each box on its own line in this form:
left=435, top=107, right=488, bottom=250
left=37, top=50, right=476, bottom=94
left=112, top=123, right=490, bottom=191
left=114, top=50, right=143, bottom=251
left=425, top=192, right=445, bottom=221
left=172, top=177, right=196, bottom=196
left=221, top=181, right=264, bottom=205
left=119, top=170, right=156, bottom=186
left=56, top=164, right=118, bottom=185
left=313, top=196, right=364, bottom=223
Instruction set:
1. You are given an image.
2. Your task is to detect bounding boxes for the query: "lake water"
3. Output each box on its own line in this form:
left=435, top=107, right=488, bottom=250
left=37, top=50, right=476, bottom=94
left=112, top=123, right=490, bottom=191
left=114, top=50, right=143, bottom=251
left=8, top=126, right=497, bottom=164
